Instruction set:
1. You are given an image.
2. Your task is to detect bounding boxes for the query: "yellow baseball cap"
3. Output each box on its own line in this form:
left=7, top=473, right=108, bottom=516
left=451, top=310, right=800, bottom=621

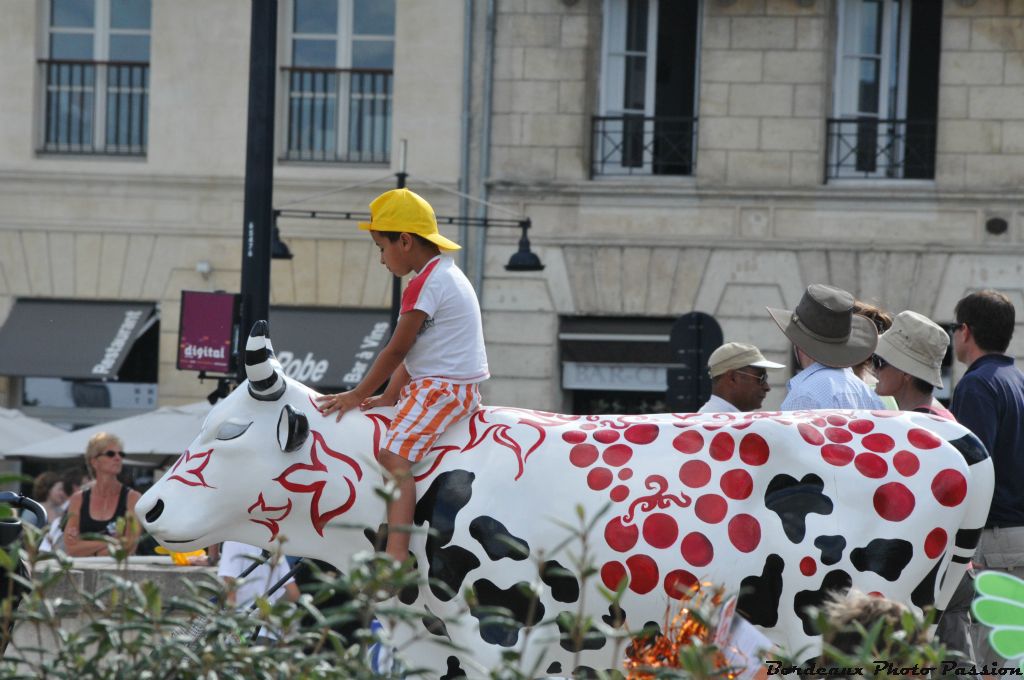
left=358, top=188, right=461, bottom=251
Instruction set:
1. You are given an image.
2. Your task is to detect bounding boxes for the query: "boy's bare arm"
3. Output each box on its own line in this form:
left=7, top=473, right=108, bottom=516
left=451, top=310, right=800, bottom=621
left=361, top=363, right=410, bottom=410
left=316, top=310, right=426, bottom=419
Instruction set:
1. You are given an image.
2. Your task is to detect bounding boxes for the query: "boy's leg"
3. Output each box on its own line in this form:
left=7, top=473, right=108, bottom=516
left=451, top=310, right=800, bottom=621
left=378, top=449, right=414, bottom=563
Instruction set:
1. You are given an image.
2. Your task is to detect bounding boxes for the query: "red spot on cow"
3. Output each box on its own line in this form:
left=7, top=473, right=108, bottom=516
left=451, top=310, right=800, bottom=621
left=581, top=423, right=597, bottom=430
left=826, top=415, right=848, bottom=426
left=873, top=482, right=916, bottom=521
left=643, top=513, right=679, bottom=549
left=569, top=443, right=599, bottom=468
left=729, top=514, right=761, bottom=552
left=825, top=427, right=854, bottom=444
left=681, top=532, right=714, bottom=567
left=562, top=431, right=586, bottom=444
left=863, top=433, right=896, bottom=453
left=625, top=424, right=659, bottom=445
left=800, top=557, right=817, bottom=576
left=932, top=469, right=967, bottom=507
left=811, top=417, right=828, bottom=427
left=695, top=494, right=728, bottom=524
left=626, top=554, right=660, bottom=594
left=872, top=410, right=899, bottom=418
left=594, top=429, right=620, bottom=444
left=664, top=569, right=699, bottom=599
left=821, top=444, right=855, bottom=466
left=601, top=561, right=627, bottom=591
left=855, top=452, right=888, bottom=479
left=610, top=485, right=630, bottom=502
left=907, top=428, right=942, bottom=450
left=798, top=423, right=825, bottom=446
left=925, top=528, right=948, bottom=559
left=679, top=460, right=712, bottom=488
left=868, top=591, right=884, bottom=597
left=710, top=433, right=735, bottom=461
left=849, top=419, right=875, bottom=434
left=588, top=467, right=613, bottom=491
left=739, top=433, right=770, bottom=466
left=603, top=444, right=633, bottom=467
left=720, top=469, right=754, bottom=500
left=673, top=430, right=705, bottom=454
left=618, top=468, right=634, bottom=481
left=604, top=517, right=639, bottom=552
left=893, top=451, right=920, bottom=476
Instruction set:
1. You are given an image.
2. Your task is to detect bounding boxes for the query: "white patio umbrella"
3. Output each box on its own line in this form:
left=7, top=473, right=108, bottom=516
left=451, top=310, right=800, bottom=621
left=0, top=408, right=66, bottom=454
left=7, top=401, right=211, bottom=463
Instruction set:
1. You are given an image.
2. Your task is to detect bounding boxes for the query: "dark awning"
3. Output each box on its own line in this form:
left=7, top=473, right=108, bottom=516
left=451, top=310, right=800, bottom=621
left=269, top=307, right=390, bottom=389
left=0, top=299, right=158, bottom=380
left=558, top=316, right=676, bottom=364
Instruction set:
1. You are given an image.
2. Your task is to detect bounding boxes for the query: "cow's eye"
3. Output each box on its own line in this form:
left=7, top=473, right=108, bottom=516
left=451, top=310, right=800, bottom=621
left=216, top=420, right=252, bottom=441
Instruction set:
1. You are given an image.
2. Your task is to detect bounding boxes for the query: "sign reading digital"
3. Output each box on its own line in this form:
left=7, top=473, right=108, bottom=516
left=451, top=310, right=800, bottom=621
left=177, top=291, right=240, bottom=374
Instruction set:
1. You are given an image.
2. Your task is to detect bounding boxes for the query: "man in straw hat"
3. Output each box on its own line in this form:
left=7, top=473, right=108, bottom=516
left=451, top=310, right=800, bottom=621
left=699, top=342, right=784, bottom=413
left=767, top=284, right=883, bottom=410
left=872, top=310, right=953, bottom=418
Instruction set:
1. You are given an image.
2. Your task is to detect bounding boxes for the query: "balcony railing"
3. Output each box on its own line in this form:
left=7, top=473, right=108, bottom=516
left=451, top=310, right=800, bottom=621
left=282, top=67, right=391, bottom=163
left=39, top=59, right=148, bottom=156
left=826, top=118, right=936, bottom=181
left=591, top=115, right=697, bottom=178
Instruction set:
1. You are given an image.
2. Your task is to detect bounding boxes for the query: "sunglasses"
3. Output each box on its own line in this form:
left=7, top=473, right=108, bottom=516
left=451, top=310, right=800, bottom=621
left=734, top=370, right=769, bottom=386
left=98, top=450, right=124, bottom=459
left=871, top=355, right=889, bottom=370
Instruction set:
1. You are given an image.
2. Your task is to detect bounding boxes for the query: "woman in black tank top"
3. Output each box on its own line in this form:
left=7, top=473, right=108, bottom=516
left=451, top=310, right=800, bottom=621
left=64, top=433, right=142, bottom=557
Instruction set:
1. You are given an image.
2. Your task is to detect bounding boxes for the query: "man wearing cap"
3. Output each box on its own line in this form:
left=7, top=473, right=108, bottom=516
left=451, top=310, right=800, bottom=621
left=699, top=342, right=784, bottom=413
left=768, top=284, right=884, bottom=410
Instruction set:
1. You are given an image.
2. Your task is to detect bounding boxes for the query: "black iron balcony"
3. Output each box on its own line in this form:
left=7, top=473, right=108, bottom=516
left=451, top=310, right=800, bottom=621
left=39, top=59, right=149, bottom=156
left=282, top=66, right=392, bottom=163
left=591, top=115, right=697, bottom=178
left=825, top=117, right=936, bottom=181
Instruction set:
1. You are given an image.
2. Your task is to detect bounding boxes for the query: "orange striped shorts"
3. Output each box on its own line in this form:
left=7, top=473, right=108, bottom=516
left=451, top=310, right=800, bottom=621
left=384, top=378, right=482, bottom=461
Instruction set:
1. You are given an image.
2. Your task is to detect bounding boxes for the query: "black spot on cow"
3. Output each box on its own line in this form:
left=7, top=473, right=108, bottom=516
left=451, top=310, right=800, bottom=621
left=949, top=432, right=987, bottom=466
left=814, top=535, right=846, bottom=565
left=439, top=655, right=467, bottom=679
left=427, top=545, right=481, bottom=601
left=794, top=569, right=853, bottom=636
left=363, top=524, right=387, bottom=551
left=540, top=560, right=580, bottom=603
left=420, top=605, right=450, bottom=639
left=911, top=559, right=941, bottom=609
left=555, top=611, right=607, bottom=652
left=469, top=578, right=545, bottom=647
left=738, top=554, right=785, bottom=628
left=602, top=603, right=627, bottom=628
left=414, top=470, right=479, bottom=601
left=572, top=666, right=624, bottom=679
left=469, top=516, right=530, bottom=561
left=850, top=538, right=913, bottom=582
left=547, top=662, right=563, bottom=675
left=765, top=474, right=833, bottom=543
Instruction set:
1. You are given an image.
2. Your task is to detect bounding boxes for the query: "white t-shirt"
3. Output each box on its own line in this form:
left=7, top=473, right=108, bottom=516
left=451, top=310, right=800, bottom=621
left=402, top=255, right=489, bottom=383
left=217, top=541, right=295, bottom=610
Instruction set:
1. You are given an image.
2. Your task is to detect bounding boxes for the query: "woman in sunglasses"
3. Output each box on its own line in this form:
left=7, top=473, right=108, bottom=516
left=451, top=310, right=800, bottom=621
left=872, top=311, right=954, bottom=420
left=64, top=432, right=141, bottom=557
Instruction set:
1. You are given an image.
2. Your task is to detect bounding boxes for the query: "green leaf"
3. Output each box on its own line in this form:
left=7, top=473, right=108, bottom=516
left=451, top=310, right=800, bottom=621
left=972, top=596, right=1024, bottom=627
left=976, top=571, right=1024, bottom=603
left=990, top=629, right=1024, bottom=660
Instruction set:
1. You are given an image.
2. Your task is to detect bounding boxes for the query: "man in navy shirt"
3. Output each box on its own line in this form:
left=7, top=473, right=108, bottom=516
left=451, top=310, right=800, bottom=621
left=950, top=290, right=1024, bottom=666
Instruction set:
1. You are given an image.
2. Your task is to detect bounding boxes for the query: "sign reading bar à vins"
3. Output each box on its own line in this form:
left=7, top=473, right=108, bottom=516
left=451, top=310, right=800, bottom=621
left=177, top=291, right=240, bottom=374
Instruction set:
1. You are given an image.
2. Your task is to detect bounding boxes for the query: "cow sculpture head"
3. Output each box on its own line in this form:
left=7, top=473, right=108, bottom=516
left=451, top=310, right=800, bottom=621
left=136, top=322, right=383, bottom=560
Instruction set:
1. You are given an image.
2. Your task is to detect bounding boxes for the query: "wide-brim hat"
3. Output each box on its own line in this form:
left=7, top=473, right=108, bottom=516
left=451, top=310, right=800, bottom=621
left=358, top=188, right=461, bottom=251
left=707, top=342, right=785, bottom=378
left=875, top=310, right=948, bottom=388
left=767, top=284, right=878, bottom=369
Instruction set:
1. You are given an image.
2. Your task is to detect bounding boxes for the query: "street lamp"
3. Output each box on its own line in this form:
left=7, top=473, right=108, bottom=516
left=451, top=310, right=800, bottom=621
left=503, top=219, right=543, bottom=272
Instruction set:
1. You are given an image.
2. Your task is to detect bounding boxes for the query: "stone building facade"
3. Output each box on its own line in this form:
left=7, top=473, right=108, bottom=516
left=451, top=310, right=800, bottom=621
left=0, top=0, right=1021, bottom=425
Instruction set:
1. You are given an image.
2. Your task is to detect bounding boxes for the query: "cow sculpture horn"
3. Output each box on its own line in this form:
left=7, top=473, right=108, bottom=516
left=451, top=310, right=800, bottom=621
left=245, top=321, right=287, bottom=401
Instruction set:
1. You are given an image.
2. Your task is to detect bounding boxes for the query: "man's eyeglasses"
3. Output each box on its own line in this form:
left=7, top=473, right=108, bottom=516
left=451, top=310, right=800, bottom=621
left=871, top=355, right=889, bottom=371
left=98, top=450, right=124, bottom=459
left=734, top=370, right=769, bottom=386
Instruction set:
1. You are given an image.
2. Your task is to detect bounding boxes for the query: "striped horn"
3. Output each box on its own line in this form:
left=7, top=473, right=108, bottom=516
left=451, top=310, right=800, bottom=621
left=245, top=320, right=286, bottom=401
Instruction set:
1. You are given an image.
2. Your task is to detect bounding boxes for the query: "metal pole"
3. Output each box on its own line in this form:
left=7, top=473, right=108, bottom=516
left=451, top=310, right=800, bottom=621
left=389, top=140, right=408, bottom=334
left=238, top=0, right=278, bottom=382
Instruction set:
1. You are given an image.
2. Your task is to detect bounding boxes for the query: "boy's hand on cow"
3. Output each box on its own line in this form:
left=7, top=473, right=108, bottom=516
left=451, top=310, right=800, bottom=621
left=316, top=391, right=364, bottom=421
left=360, top=393, right=398, bottom=410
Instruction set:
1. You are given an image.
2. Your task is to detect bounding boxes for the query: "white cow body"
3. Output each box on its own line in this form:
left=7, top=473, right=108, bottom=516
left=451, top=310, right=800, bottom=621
left=137, top=328, right=993, bottom=678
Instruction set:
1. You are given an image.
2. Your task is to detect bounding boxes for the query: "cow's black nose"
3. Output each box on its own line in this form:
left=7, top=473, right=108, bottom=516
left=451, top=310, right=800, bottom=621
left=145, top=499, right=164, bottom=524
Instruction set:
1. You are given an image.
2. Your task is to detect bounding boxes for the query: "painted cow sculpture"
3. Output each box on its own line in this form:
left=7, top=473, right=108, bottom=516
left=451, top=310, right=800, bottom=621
left=137, top=323, right=994, bottom=678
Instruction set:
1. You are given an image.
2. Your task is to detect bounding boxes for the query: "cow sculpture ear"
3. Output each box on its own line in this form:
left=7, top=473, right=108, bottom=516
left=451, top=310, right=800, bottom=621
left=278, top=404, right=310, bottom=453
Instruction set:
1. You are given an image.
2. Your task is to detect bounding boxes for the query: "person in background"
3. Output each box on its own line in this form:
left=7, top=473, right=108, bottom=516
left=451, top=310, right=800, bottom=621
left=698, top=342, right=784, bottom=413
left=852, top=300, right=898, bottom=410
left=218, top=541, right=300, bottom=640
left=873, top=310, right=954, bottom=418
left=63, top=433, right=141, bottom=557
left=21, top=471, right=67, bottom=530
left=949, top=290, right=1024, bottom=667
left=768, top=284, right=883, bottom=410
